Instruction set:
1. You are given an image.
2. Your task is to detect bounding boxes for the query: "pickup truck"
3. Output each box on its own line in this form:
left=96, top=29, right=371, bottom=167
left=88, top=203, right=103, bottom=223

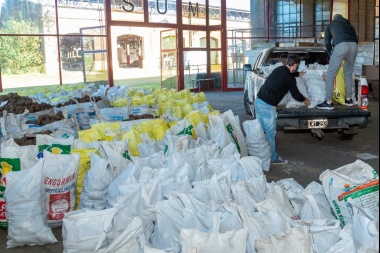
left=243, top=47, right=372, bottom=140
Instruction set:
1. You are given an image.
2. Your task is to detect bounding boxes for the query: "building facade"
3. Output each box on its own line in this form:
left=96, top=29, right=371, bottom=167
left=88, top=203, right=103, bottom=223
left=0, top=0, right=378, bottom=92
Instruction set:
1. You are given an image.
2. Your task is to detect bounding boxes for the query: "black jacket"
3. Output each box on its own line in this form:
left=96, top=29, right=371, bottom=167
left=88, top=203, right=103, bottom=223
left=324, top=16, right=358, bottom=55
left=257, top=66, right=305, bottom=107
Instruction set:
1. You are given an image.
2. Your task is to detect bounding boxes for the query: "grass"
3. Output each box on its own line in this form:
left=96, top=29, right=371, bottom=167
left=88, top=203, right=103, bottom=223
left=1, top=75, right=171, bottom=95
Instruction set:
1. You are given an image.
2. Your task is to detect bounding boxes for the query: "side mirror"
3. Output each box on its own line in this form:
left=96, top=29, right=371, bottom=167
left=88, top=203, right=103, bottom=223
left=243, top=64, right=252, bottom=71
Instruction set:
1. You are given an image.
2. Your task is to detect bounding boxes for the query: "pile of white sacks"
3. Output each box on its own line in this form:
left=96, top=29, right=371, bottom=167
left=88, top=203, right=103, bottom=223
left=263, top=62, right=336, bottom=108
left=3, top=109, right=379, bottom=253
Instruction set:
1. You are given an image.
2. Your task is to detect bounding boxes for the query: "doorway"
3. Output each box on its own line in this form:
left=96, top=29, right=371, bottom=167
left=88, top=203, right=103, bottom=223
left=116, top=34, right=144, bottom=68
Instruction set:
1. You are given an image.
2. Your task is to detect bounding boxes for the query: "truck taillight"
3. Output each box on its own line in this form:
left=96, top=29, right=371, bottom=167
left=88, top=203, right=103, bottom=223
left=361, top=85, right=369, bottom=95
left=358, top=76, right=369, bottom=110
left=360, top=97, right=369, bottom=110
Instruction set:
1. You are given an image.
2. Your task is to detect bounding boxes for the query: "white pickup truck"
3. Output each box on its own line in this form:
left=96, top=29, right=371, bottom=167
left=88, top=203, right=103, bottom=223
left=243, top=47, right=372, bottom=140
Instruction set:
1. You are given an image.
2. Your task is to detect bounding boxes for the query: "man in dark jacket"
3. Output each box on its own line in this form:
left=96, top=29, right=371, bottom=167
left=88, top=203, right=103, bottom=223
left=317, top=14, right=358, bottom=110
left=255, top=54, right=311, bottom=165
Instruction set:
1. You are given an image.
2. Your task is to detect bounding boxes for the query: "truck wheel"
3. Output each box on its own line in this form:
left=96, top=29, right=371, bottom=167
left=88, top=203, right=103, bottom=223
left=244, top=90, right=252, bottom=115
left=337, top=132, right=355, bottom=141
left=336, top=126, right=359, bottom=141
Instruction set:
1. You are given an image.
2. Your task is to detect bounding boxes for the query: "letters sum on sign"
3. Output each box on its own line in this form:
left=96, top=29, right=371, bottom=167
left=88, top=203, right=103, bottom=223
left=122, top=0, right=134, bottom=12
left=121, top=1, right=199, bottom=17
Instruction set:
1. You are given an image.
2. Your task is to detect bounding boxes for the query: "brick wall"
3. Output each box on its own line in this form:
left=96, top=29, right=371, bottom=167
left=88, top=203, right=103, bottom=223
left=350, top=0, right=376, bottom=42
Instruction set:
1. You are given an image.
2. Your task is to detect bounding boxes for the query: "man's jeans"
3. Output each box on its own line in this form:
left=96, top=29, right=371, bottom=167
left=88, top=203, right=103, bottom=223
left=255, top=98, right=277, bottom=161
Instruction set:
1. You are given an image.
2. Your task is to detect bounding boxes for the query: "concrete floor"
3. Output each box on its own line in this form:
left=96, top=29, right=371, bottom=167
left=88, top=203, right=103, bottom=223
left=1, top=91, right=379, bottom=252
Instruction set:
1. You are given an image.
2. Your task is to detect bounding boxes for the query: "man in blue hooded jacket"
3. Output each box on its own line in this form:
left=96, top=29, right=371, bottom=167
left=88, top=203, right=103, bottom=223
left=317, top=14, right=358, bottom=110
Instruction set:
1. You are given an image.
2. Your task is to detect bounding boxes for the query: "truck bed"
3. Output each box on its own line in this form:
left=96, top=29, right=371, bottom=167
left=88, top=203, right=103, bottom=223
left=277, top=105, right=371, bottom=119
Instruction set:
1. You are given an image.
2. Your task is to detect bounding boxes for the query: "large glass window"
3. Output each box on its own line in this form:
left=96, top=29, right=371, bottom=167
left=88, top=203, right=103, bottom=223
left=111, top=0, right=144, bottom=22
left=59, top=1, right=105, bottom=34
left=2, top=0, right=57, bottom=34
left=209, top=0, right=222, bottom=26
left=226, top=0, right=251, bottom=89
left=149, top=0, right=177, bottom=24
left=0, top=0, right=108, bottom=91
left=184, top=30, right=207, bottom=48
left=183, top=0, right=207, bottom=26
left=276, top=0, right=302, bottom=38
left=0, top=0, right=377, bottom=92
left=315, top=0, right=332, bottom=36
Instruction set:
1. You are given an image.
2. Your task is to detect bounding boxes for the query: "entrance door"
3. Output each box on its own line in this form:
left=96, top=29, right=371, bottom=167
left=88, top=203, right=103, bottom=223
left=160, top=29, right=178, bottom=89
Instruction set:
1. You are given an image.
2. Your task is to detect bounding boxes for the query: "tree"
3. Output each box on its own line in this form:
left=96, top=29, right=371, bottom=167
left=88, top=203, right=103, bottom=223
left=0, top=14, right=44, bottom=74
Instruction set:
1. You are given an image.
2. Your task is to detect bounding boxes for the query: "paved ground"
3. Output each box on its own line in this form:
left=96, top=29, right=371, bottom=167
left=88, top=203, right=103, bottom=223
left=0, top=91, right=378, bottom=252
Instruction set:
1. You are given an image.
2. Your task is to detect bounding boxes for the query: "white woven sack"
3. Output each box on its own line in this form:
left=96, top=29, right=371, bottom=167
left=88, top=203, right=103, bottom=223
left=319, top=159, right=379, bottom=227
left=62, top=208, right=117, bottom=253
left=286, top=77, right=310, bottom=108
left=255, top=226, right=313, bottom=253
left=42, top=151, right=80, bottom=227
left=1, top=138, right=38, bottom=170
left=222, top=110, right=248, bottom=157
left=4, top=162, right=57, bottom=248
left=351, top=205, right=379, bottom=251
left=243, top=120, right=271, bottom=172
left=180, top=229, right=248, bottom=253
left=290, top=219, right=342, bottom=253
left=209, top=114, right=234, bottom=151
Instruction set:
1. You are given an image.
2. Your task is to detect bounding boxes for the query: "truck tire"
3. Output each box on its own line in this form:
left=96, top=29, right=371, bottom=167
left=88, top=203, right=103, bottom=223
left=337, top=132, right=355, bottom=141
left=244, top=90, right=252, bottom=115
left=336, top=125, right=359, bottom=141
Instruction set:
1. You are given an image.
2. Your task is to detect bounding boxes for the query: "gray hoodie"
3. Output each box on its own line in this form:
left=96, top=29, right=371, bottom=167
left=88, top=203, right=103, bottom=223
left=324, top=14, right=358, bottom=55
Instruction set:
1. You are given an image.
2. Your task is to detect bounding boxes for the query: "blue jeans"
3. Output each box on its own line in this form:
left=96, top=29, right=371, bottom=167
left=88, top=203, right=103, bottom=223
left=255, top=98, right=278, bottom=161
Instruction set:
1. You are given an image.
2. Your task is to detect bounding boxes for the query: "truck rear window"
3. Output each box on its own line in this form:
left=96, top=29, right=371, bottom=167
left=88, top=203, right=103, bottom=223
left=266, top=51, right=329, bottom=66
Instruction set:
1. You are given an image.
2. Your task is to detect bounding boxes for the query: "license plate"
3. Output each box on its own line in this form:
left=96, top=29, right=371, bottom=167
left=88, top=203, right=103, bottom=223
left=308, top=119, right=328, bottom=128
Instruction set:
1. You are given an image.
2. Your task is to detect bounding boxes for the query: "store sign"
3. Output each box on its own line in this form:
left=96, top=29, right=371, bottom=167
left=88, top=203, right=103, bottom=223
left=122, top=0, right=199, bottom=16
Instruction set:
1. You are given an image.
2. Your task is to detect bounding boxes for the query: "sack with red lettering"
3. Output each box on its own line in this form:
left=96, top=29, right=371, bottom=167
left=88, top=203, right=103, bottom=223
left=0, top=158, right=21, bottom=229
left=42, top=151, right=80, bottom=227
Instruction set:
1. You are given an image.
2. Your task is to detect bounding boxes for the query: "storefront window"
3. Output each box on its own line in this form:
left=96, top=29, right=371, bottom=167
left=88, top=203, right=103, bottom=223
left=183, top=51, right=207, bottom=89
left=182, top=0, right=207, bottom=26
left=1, top=0, right=57, bottom=35
left=209, top=0, right=222, bottom=26
left=111, top=0, right=144, bottom=22
left=226, top=0, right=251, bottom=89
left=184, top=30, right=207, bottom=48
left=59, top=0, right=105, bottom=34
left=149, top=0, right=177, bottom=24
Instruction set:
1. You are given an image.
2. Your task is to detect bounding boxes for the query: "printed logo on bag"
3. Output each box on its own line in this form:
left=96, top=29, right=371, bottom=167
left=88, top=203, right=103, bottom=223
left=0, top=158, right=21, bottom=186
left=0, top=159, right=20, bottom=229
left=177, top=125, right=194, bottom=136
left=0, top=187, right=6, bottom=228
left=38, top=144, right=72, bottom=158
left=51, top=147, right=63, bottom=154
left=0, top=202, right=5, bottom=220
left=48, top=192, right=71, bottom=221
left=123, top=150, right=132, bottom=161
left=226, top=123, right=241, bottom=153
left=0, top=162, right=12, bottom=186
left=337, top=179, right=379, bottom=218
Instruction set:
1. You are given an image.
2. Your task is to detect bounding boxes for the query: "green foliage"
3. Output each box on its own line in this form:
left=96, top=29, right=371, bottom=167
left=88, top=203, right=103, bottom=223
left=0, top=14, right=45, bottom=74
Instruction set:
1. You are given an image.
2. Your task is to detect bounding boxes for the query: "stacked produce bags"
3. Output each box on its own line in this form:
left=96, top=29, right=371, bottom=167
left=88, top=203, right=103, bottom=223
left=0, top=85, right=378, bottom=252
